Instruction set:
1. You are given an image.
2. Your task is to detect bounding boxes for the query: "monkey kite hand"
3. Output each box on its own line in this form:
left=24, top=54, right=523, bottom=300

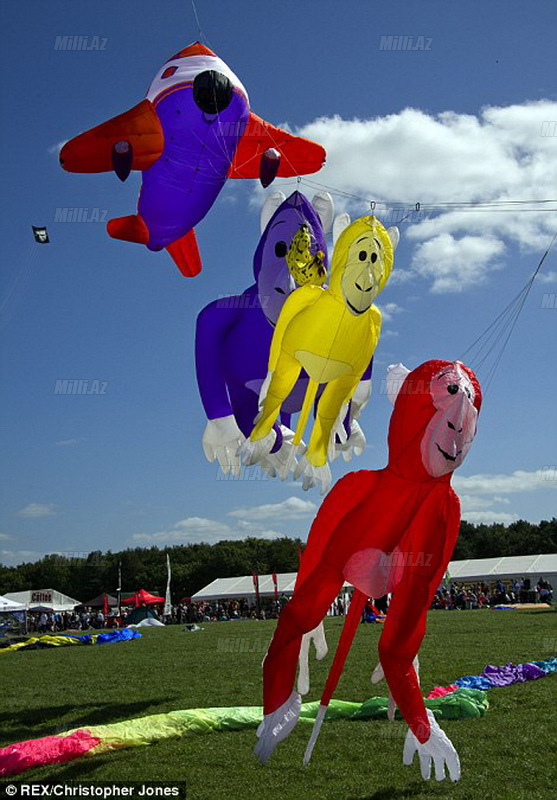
left=254, top=359, right=482, bottom=782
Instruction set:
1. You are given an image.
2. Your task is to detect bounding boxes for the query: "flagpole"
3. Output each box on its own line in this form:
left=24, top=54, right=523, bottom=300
left=117, top=560, right=122, bottom=619
left=164, top=553, right=172, bottom=620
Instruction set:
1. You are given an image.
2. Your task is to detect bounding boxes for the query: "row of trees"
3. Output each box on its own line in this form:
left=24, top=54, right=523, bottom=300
left=1, top=518, right=555, bottom=603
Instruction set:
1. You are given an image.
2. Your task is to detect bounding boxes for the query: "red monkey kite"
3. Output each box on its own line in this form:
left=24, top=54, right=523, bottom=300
left=254, top=360, right=482, bottom=783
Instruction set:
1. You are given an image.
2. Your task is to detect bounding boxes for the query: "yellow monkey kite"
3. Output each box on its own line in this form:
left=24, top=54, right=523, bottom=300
left=240, top=215, right=399, bottom=492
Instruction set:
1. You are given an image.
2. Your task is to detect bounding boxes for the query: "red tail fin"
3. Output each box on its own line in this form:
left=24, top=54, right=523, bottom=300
left=107, top=214, right=149, bottom=244
left=166, top=229, right=202, bottom=277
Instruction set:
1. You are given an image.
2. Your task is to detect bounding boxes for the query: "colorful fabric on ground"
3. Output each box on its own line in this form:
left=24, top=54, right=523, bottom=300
left=481, top=662, right=546, bottom=686
left=426, top=684, right=459, bottom=698
left=0, top=689, right=487, bottom=777
left=532, top=657, right=557, bottom=674
left=453, top=674, right=494, bottom=691
left=0, top=731, right=100, bottom=777
left=363, top=613, right=386, bottom=624
left=0, top=629, right=140, bottom=653
left=426, top=657, right=557, bottom=697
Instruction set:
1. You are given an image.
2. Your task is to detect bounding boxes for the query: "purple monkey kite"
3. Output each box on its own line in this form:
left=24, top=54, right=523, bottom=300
left=195, top=191, right=373, bottom=484
left=196, top=190, right=329, bottom=478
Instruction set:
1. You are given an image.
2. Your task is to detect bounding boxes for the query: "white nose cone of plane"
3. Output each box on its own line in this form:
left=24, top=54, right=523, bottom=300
left=146, top=41, right=249, bottom=104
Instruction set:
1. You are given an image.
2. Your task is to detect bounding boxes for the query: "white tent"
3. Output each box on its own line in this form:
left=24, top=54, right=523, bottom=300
left=446, top=553, right=557, bottom=585
left=191, top=572, right=352, bottom=602
left=191, top=554, right=557, bottom=602
left=191, top=573, right=299, bottom=602
left=3, top=588, right=81, bottom=611
left=0, top=594, right=26, bottom=612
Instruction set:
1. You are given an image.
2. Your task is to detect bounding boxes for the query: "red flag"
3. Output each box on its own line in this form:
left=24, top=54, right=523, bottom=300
left=272, top=572, right=278, bottom=604
left=103, top=593, right=109, bottom=617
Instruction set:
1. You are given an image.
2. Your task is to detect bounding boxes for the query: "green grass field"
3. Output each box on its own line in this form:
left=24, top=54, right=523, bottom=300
left=1, top=609, right=556, bottom=800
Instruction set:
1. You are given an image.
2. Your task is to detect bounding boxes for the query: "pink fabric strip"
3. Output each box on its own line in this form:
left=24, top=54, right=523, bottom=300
left=426, top=684, right=459, bottom=698
left=0, top=729, right=100, bottom=777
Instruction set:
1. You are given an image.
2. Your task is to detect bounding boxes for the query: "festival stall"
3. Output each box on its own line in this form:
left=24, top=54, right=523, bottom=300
left=0, top=594, right=27, bottom=635
left=3, top=589, right=81, bottom=612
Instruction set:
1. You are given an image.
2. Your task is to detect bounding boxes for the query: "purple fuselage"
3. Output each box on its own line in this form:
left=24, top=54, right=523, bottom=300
left=140, top=88, right=249, bottom=251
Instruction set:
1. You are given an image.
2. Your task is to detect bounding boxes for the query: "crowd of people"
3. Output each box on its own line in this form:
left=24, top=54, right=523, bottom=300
left=431, top=576, right=553, bottom=610
left=16, top=575, right=554, bottom=633
left=171, top=596, right=290, bottom=623
left=26, top=609, right=111, bottom=633
left=23, top=596, right=291, bottom=632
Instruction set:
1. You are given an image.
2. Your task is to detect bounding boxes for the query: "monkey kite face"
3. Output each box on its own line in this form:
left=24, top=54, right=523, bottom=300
left=329, top=216, right=396, bottom=316
left=255, top=191, right=328, bottom=326
left=387, top=360, right=482, bottom=480
left=422, top=362, right=479, bottom=477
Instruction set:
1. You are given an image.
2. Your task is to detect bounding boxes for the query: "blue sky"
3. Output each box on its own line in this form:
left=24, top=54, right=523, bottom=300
left=1, top=0, right=556, bottom=567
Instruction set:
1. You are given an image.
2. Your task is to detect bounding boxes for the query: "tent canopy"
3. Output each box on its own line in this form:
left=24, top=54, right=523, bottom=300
left=192, top=573, right=301, bottom=602
left=446, top=553, right=557, bottom=584
left=3, top=589, right=81, bottom=611
left=191, top=554, right=557, bottom=602
left=81, top=593, right=119, bottom=608
left=122, top=589, right=164, bottom=607
left=0, top=594, right=26, bottom=612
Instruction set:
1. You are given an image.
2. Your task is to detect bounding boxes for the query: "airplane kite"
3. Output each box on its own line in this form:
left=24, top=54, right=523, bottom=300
left=59, top=42, right=326, bottom=276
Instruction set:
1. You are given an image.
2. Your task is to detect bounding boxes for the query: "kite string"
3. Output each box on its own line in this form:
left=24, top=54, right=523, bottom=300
left=0, top=240, right=45, bottom=330
left=190, top=1, right=205, bottom=44
left=293, top=176, right=557, bottom=222
left=460, top=229, right=557, bottom=390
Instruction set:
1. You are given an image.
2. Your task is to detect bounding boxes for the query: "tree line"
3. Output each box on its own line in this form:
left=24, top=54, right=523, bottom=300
left=1, top=518, right=555, bottom=603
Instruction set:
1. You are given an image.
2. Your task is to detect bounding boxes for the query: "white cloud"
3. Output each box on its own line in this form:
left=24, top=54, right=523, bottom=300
left=410, top=233, right=505, bottom=293
left=132, top=516, right=233, bottom=545
left=458, top=495, right=496, bottom=512
left=130, top=514, right=293, bottom=545
left=461, top=511, right=518, bottom=525
left=537, top=270, right=557, bottom=284
left=0, top=549, right=42, bottom=566
left=256, top=529, right=286, bottom=540
left=55, top=438, right=84, bottom=447
left=455, top=469, right=556, bottom=524
left=228, top=496, right=317, bottom=521
left=379, top=302, right=403, bottom=322
left=17, top=503, right=59, bottom=519
left=0, top=532, right=13, bottom=541
left=288, top=100, right=557, bottom=293
left=453, top=469, right=557, bottom=495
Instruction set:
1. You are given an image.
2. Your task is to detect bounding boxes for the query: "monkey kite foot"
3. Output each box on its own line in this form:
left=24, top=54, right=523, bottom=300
left=403, top=710, right=461, bottom=782
left=260, top=426, right=305, bottom=480
left=238, top=430, right=276, bottom=467
left=293, top=455, right=332, bottom=493
left=254, top=690, right=302, bottom=765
